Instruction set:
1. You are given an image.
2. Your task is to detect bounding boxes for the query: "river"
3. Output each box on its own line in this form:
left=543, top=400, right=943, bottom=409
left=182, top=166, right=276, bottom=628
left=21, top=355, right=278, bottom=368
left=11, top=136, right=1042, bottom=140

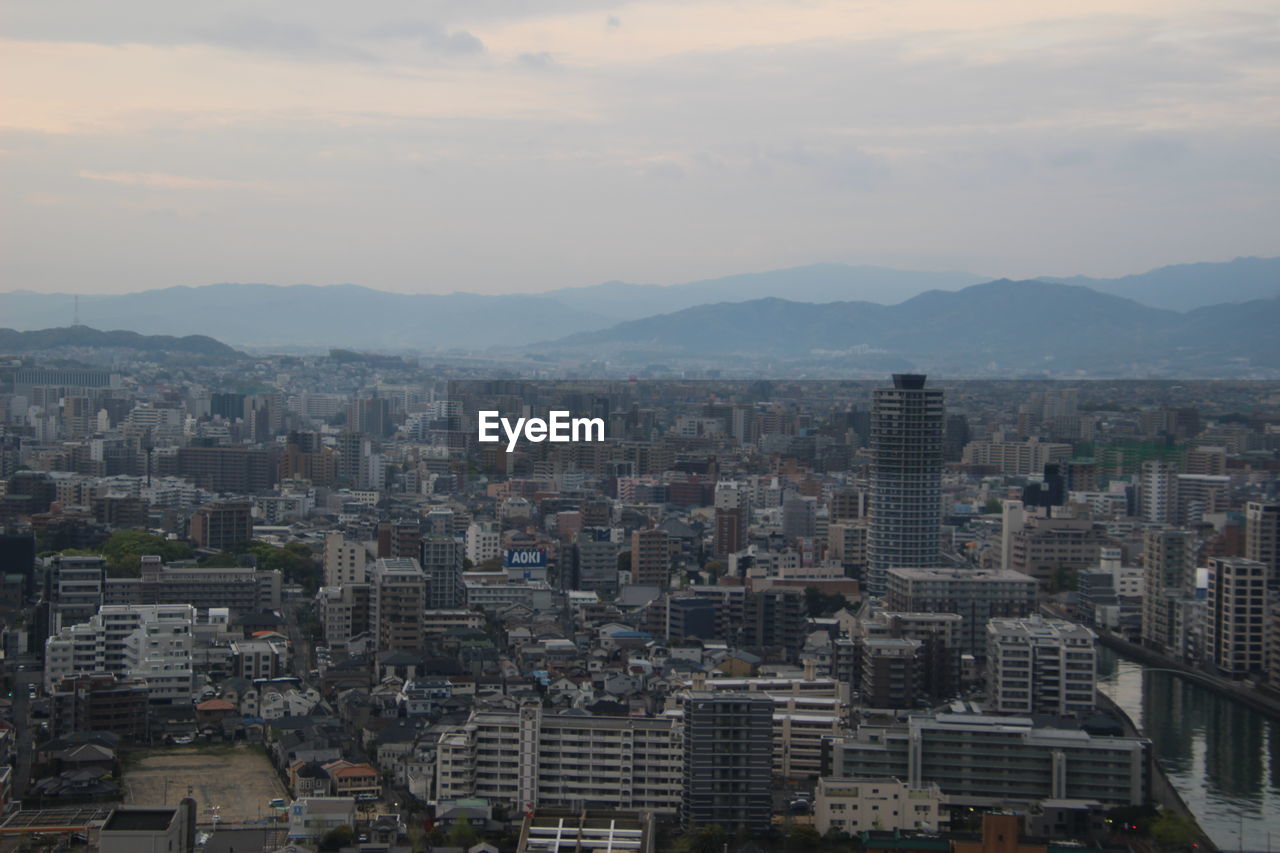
left=1096, top=648, right=1280, bottom=852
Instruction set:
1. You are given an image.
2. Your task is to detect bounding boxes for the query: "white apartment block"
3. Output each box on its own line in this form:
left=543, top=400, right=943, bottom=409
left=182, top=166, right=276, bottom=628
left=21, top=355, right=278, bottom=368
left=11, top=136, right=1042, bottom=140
left=814, top=777, right=948, bottom=835
left=434, top=705, right=683, bottom=815
left=465, top=521, right=502, bottom=566
left=45, top=604, right=196, bottom=701
left=986, top=616, right=1097, bottom=717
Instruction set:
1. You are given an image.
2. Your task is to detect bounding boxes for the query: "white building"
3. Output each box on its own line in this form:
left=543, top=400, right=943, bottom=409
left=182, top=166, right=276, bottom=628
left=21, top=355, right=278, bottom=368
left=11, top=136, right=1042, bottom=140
left=986, top=616, right=1096, bottom=717
left=434, top=704, right=682, bottom=815
left=465, top=521, right=502, bottom=565
left=45, top=604, right=196, bottom=701
left=814, top=776, right=947, bottom=835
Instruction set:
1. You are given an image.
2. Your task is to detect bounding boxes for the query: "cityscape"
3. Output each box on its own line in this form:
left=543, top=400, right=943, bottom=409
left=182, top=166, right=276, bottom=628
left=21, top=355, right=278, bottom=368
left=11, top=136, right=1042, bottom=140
left=3, top=1, right=1280, bottom=853
left=0, top=368, right=1277, bottom=852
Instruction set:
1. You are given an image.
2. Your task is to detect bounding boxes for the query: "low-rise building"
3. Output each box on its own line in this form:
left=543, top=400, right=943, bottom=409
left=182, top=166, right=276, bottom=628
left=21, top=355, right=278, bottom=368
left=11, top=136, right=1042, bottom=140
left=813, top=776, right=947, bottom=835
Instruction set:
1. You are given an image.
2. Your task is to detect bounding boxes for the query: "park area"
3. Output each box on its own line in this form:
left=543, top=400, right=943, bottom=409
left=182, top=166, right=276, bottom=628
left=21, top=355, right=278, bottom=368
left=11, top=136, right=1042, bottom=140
left=122, top=745, right=289, bottom=825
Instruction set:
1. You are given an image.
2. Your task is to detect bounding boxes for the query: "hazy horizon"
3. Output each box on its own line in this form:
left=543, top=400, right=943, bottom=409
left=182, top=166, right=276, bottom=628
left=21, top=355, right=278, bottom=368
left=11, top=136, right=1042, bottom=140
left=3, top=1, right=1278, bottom=296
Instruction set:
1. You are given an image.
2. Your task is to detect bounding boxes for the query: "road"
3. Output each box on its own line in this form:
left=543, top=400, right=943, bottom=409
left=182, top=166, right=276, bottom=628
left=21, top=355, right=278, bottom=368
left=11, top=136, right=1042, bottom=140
left=12, top=666, right=42, bottom=800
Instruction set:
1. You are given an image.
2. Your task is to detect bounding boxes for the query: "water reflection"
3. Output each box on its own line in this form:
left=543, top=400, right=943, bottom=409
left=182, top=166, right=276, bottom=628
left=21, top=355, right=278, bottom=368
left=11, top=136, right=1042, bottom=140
left=1097, top=649, right=1280, bottom=852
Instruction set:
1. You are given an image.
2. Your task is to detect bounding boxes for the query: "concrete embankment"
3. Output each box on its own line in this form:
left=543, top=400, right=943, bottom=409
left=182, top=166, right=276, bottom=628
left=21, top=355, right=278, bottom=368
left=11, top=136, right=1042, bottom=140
left=1095, top=632, right=1280, bottom=721
left=1095, top=690, right=1218, bottom=853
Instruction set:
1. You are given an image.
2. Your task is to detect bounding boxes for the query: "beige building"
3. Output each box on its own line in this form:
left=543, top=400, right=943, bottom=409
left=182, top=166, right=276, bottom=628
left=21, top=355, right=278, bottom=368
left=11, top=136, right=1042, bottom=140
left=370, top=557, right=427, bottom=653
left=962, top=438, right=1071, bottom=475
left=814, top=776, right=947, bottom=835
left=323, top=532, right=366, bottom=586
left=1206, top=557, right=1269, bottom=677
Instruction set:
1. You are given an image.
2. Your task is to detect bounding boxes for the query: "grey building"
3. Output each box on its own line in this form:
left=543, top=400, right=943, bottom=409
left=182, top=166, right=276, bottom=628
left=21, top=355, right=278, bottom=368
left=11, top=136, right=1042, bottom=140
left=885, top=567, right=1037, bottom=660
left=825, top=711, right=1150, bottom=807
left=681, top=691, right=773, bottom=832
left=867, top=374, right=945, bottom=597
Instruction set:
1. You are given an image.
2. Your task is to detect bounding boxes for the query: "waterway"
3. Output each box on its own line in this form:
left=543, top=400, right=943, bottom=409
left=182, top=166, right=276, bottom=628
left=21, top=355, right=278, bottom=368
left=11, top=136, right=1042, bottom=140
left=1097, top=648, right=1280, bottom=852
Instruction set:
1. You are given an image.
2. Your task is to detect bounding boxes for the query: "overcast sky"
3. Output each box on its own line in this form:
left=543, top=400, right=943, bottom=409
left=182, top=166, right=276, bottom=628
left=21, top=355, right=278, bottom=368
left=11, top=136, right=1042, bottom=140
left=2, top=0, right=1277, bottom=295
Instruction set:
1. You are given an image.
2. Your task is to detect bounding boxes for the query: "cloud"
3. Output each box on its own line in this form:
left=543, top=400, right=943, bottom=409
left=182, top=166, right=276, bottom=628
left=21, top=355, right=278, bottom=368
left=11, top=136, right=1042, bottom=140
left=365, top=20, right=486, bottom=55
left=518, top=51, right=557, bottom=69
left=77, top=170, right=267, bottom=190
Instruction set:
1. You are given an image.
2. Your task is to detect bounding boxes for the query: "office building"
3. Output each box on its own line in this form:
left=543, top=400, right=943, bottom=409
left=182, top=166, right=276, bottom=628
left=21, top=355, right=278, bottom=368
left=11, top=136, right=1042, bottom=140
left=867, top=374, right=944, bottom=597
left=681, top=692, right=773, bottom=832
left=986, top=616, right=1097, bottom=716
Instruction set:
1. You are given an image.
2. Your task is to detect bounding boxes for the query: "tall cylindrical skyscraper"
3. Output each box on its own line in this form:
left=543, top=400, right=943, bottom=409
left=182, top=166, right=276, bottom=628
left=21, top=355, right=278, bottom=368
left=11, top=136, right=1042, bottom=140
left=867, top=373, right=945, bottom=597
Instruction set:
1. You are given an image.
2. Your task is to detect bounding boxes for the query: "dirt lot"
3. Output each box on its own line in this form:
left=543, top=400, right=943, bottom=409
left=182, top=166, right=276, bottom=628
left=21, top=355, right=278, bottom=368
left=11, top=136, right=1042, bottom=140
left=122, top=745, right=289, bottom=825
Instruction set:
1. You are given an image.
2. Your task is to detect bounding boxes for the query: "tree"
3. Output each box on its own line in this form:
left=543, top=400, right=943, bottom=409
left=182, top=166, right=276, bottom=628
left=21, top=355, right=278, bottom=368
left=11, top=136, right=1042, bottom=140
left=671, top=825, right=728, bottom=853
left=1150, top=811, right=1199, bottom=848
left=447, top=820, right=479, bottom=847
left=318, top=824, right=354, bottom=852
left=983, top=497, right=1003, bottom=514
left=99, top=530, right=193, bottom=577
left=785, top=823, right=822, bottom=850
left=804, top=586, right=848, bottom=617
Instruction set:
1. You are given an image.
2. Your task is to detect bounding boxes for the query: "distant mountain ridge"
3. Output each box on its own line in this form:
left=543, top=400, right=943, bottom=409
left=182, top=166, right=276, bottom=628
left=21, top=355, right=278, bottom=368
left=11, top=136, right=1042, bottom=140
left=0, top=325, right=243, bottom=358
left=0, top=256, right=1274, bottom=351
left=544, top=279, right=1280, bottom=376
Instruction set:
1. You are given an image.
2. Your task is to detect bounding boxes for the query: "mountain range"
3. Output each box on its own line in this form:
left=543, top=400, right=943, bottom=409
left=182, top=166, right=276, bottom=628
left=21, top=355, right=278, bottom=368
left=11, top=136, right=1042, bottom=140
left=0, top=257, right=1275, bottom=370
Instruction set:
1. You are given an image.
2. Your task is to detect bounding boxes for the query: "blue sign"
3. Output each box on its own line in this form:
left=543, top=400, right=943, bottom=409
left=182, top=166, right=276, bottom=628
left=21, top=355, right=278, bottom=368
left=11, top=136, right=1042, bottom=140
left=504, top=548, right=546, bottom=568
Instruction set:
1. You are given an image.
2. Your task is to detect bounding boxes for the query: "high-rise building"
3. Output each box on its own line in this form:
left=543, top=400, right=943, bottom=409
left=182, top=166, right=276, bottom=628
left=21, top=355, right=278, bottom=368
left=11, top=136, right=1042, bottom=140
left=422, top=536, right=464, bottom=609
left=370, top=557, right=427, bottom=653
left=867, top=374, right=944, bottom=597
left=1245, top=501, right=1279, bottom=581
left=572, top=528, right=619, bottom=593
left=1139, top=460, right=1177, bottom=525
left=1140, top=528, right=1195, bottom=653
left=630, top=528, right=671, bottom=587
left=986, top=616, right=1096, bottom=717
left=1206, top=557, right=1269, bottom=677
left=713, top=507, right=746, bottom=559
left=681, top=692, right=773, bottom=832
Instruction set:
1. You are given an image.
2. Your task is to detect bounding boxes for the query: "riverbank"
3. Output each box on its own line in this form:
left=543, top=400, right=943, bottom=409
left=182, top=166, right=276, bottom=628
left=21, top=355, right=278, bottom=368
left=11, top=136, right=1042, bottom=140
left=1094, top=690, right=1218, bottom=853
left=1095, top=632, right=1280, bottom=721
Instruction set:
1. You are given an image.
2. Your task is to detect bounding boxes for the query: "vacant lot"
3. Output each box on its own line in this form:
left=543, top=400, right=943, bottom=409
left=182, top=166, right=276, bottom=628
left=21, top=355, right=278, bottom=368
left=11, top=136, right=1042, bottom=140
left=122, top=745, right=288, bottom=825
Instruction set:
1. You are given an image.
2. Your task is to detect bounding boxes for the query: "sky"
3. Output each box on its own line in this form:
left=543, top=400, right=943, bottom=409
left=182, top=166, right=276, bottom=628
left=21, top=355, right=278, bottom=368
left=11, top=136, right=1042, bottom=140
left=2, top=0, right=1277, bottom=295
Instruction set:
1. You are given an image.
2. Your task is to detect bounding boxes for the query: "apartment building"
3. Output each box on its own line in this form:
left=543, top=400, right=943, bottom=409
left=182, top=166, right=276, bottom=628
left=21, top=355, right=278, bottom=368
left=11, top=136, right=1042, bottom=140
left=323, top=532, right=366, bottom=587
left=370, top=558, right=427, bottom=653
left=44, top=604, right=196, bottom=702
left=962, top=438, right=1071, bottom=475
left=986, top=617, right=1097, bottom=716
left=1206, top=557, right=1270, bottom=677
left=885, top=567, right=1037, bottom=659
left=825, top=711, right=1150, bottom=807
left=434, top=704, right=683, bottom=815
left=681, top=691, right=773, bottom=832
left=813, top=777, right=947, bottom=836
